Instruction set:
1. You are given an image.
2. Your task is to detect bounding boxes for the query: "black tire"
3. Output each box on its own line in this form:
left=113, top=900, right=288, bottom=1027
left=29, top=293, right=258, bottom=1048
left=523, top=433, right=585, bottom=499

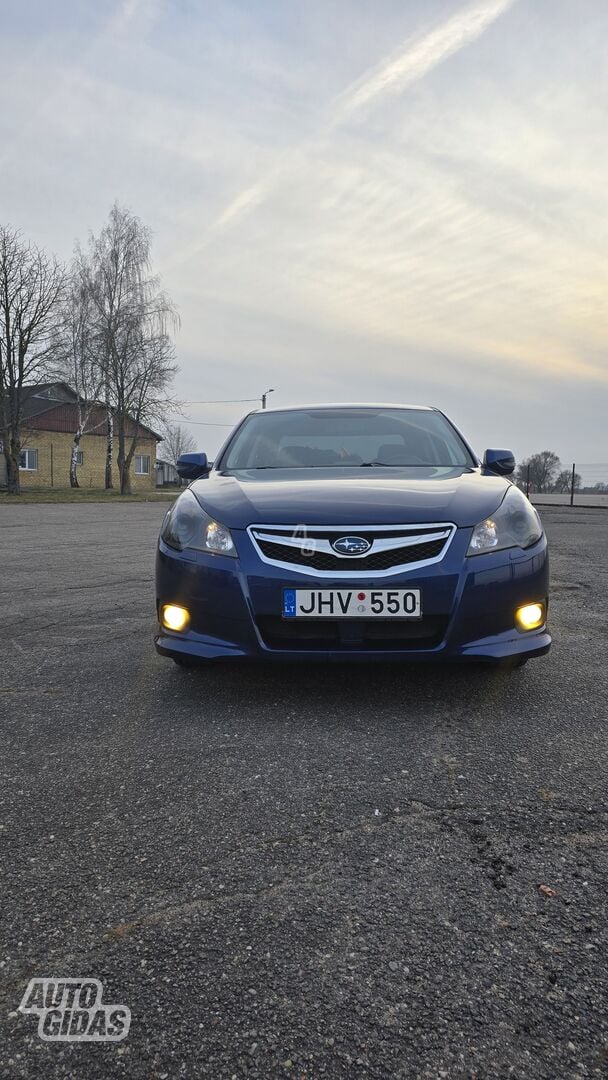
left=172, top=655, right=201, bottom=668
left=500, top=655, right=529, bottom=670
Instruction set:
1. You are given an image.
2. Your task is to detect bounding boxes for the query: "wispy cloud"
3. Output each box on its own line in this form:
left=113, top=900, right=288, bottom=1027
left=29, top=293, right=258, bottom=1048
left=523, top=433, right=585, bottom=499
left=214, top=178, right=271, bottom=230
left=336, top=0, right=517, bottom=116
left=210, top=0, right=517, bottom=233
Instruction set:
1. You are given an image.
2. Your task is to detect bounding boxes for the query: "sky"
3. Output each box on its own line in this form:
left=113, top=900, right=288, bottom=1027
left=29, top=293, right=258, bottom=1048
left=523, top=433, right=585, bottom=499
left=1, top=0, right=607, bottom=464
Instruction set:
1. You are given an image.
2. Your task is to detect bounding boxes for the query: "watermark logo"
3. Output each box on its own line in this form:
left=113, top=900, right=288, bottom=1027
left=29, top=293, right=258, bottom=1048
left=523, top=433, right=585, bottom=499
left=291, top=524, right=316, bottom=557
left=18, top=978, right=131, bottom=1042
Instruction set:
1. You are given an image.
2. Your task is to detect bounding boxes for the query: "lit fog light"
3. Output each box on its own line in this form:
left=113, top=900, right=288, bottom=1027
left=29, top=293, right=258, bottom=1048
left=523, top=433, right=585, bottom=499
left=161, top=604, right=190, bottom=632
left=515, top=602, right=545, bottom=632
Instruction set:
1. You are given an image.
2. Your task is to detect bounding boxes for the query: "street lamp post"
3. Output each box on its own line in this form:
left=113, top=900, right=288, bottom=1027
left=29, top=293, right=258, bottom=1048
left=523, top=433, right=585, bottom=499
left=261, top=388, right=275, bottom=409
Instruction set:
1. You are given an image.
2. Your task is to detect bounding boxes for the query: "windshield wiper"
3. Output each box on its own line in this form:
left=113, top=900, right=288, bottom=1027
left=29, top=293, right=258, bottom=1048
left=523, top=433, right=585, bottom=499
left=359, top=461, right=421, bottom=467
left=360, top=461, right=469, bottom=469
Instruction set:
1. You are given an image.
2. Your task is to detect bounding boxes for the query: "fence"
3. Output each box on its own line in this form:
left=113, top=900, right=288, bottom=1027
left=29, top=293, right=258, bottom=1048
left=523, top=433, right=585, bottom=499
left=521, top=464, right=608, bottom=508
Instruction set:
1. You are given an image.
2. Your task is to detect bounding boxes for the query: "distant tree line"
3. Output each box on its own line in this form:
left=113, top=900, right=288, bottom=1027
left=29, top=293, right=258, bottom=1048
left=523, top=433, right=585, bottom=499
left=0, top=203, right=181, bottom=495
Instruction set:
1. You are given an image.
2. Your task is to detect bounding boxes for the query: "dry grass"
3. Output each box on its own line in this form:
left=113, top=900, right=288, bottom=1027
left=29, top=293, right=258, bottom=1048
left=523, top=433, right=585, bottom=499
left=0, top=487, right=177, bottom=504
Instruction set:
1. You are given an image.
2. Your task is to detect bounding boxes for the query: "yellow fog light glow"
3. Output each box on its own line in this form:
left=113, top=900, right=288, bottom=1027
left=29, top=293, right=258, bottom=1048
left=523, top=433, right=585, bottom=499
left=161, top=604, right=190, bottom=632
left=515, top=602, right=545, bottom=632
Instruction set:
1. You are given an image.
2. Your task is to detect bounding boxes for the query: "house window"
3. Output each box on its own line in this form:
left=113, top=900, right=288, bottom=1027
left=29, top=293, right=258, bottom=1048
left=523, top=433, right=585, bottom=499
left=19, top=449, right=38, bottom=471
left=74, top=450, right=84, bottom=465
left=135, top=454, right=150, bottom=475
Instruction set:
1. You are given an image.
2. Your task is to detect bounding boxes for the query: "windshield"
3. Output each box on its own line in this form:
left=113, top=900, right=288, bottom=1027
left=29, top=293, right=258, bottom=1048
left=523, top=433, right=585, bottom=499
left=220, top=408, right=475, bottom=470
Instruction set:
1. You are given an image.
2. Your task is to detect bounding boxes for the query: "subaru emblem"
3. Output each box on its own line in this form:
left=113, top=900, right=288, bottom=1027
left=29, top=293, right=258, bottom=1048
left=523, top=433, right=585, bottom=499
left=332, top=535, right=371, bottom=556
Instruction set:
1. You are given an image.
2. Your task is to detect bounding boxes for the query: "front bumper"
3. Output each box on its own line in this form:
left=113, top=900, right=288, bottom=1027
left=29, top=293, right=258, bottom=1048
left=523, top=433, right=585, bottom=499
left=154, top=528, right=550, bottom=664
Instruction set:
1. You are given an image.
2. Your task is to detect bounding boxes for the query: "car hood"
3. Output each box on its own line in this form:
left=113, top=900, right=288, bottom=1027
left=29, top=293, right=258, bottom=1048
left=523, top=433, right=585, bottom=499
left=189, top=467, right=510, bottom=528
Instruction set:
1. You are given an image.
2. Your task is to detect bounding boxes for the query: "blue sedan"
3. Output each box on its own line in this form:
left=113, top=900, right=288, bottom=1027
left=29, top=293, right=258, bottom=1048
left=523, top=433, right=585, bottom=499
left=154, top=404, right=550, bottom=669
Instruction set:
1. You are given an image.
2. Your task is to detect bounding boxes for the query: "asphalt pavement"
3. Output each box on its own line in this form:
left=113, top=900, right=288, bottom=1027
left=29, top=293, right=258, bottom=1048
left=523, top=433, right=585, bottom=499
left=0, top=502, right=607, bottom=1079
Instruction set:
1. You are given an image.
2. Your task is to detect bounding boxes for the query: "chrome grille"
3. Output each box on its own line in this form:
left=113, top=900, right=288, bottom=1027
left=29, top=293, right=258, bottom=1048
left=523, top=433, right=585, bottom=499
left=247, top=523, right=456, bottom=578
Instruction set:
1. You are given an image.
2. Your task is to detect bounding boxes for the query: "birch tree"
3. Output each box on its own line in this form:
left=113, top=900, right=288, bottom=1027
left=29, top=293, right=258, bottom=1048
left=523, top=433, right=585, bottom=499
left=84, top=204, right=179, bottom=494
left=57, top=262, right=106, bottom=487
left=0, top=226, right=66, bottom=494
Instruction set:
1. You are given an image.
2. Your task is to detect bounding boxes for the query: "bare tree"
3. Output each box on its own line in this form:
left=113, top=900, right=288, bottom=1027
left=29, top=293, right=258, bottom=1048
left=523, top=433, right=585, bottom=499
left=553, top=469, right=581, bottom=494
left=159, top=421, right=196, bottom=466
left=56, top=260, right=106, bottom=487
left=83, top=204, right=179, bottom=494
left=515, top=451, right=561, bottom=494
left=0, top=226, right=66, bottom=494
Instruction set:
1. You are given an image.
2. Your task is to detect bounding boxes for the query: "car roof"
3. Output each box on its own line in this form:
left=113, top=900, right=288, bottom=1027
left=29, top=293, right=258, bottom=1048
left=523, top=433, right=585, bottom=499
left=252, top=402, right=437, bottom=415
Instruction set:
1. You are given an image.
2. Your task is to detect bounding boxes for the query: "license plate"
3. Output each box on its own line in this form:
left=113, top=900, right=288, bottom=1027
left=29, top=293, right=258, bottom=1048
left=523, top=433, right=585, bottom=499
left=282, top=588, right=422, bottom=619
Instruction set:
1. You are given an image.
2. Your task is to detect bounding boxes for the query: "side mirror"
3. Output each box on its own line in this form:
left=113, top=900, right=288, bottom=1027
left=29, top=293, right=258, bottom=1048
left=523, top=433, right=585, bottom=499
left=483, top=448, right=515, bottom=476
left=176, top=452, right=209, bottom=480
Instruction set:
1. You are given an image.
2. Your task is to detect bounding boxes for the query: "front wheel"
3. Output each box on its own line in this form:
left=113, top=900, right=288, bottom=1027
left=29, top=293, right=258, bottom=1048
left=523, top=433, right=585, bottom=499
left=499, top=655, right=529, bottom=670
left=172, top=655, right=202, bottom=669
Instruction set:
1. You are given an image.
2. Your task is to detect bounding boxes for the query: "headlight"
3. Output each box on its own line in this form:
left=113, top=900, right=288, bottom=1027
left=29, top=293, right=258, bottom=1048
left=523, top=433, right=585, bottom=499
left=160, top=490, right=237, bottom=557
left=467, top=486, right=542, bottom=556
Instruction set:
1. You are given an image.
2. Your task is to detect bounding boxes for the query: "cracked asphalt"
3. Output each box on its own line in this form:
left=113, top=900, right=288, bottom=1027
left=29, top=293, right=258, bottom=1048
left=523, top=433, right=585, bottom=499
left=0, top=502, right=607, bottom=1079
